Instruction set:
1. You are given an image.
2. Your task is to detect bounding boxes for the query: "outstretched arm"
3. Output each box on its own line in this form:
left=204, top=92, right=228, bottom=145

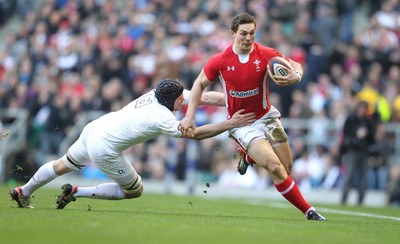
left=180, top=109, right=256, bottom=140
left=179, top=69, right=212, bottom=137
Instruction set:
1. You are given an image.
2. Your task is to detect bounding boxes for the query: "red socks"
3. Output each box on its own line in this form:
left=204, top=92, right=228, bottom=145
left=239, top=148, right=255, bottom=165
left=239, top=148, right=311, bottom=214
left=274, top=176, right=311, bottom=214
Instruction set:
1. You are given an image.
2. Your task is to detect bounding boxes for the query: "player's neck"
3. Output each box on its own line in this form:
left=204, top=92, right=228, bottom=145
left=232, top=44, right=253, bottom=55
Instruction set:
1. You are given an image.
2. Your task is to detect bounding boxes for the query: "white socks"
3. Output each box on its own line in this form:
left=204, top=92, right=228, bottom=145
left=74, top=183, right=125, bottom=200
left=20, top=161, right=125, bottom=200
left=21, top=161, right=58, bottom=196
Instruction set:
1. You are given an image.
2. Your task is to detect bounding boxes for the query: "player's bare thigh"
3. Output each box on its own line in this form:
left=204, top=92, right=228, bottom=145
left=247, top=138, right=287, bottom=183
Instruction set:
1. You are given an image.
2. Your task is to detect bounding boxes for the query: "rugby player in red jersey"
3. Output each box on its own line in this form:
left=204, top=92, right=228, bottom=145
left=179, top=13, right=326, bottom=221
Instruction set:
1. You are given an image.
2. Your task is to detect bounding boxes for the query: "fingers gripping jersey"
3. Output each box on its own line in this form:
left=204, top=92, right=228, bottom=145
left=204, top=43, right=283, bottom=119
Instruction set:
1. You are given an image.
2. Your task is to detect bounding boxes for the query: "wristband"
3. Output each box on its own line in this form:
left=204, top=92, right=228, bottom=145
left=295, top=71, right=303, bottom=79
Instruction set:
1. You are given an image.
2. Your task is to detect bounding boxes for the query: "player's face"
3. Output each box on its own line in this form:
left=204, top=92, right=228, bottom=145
left=232, top=23, right=256, bottom=54
left=173, top=93, right=185, bottom=111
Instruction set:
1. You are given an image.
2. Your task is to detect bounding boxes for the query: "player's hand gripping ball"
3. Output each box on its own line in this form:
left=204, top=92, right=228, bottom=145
left=267, top=56, right=294, bottom=81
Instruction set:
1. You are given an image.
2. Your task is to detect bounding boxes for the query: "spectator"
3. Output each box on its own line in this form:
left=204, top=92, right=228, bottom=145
left=340, top=101, right=376, bottom=205
left=367, top=123, right=390, bottom=190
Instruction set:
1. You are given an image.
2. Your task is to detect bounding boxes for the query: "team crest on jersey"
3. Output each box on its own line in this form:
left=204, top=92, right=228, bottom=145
left=229, top=87, right=259, bottom=98
left=254, top=59, right=261, bottom=72
left=227, top=66, right=235, bottom=71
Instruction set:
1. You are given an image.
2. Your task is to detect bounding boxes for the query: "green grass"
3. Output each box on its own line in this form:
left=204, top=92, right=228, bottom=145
left=1, top=185, right=399, bottom=244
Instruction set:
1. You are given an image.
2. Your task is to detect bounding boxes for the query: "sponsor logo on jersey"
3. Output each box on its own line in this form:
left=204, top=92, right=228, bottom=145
left=229, top=87, right=259, bottom=98
left=227, top=66, right=235, bottom=71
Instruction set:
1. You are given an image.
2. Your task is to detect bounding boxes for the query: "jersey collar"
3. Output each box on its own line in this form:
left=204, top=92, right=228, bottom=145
left=232, top=44, right=254, bottom=64
left=232, top=44, right=254, bottom=55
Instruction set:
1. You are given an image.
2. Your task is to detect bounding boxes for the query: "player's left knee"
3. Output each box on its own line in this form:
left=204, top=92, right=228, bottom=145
left=56, top=156, right=75, bottom=175
left=270, top=160, right=288, bottom=179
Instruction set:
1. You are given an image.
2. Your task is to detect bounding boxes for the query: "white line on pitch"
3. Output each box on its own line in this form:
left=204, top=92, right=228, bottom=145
left=247, top=200, right=400, bottom=221
left=318, top=207, right=400, bottom=221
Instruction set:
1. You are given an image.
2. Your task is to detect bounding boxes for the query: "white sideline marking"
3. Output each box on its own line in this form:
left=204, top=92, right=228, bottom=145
left=160, top=185, right=397, bottom=221
left=249, top=201, right=400, bottom=221
left=318, top=208, right=400, bottom=222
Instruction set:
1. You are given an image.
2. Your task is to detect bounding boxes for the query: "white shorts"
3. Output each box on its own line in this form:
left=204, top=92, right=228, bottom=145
left=229, top=106, right=288, bottom=151
left=64, top=122, right=138, bottom=188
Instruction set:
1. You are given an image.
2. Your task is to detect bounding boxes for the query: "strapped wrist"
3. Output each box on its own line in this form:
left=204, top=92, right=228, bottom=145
left=295, top=71, right=303, bottom=80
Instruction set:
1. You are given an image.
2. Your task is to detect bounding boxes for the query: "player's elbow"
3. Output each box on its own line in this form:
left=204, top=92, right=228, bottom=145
left=199, top=93, right=209, bottom=105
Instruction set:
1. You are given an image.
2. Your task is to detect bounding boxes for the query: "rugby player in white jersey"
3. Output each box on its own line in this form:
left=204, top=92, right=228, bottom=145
left=9, top=77, right=256, bottom=209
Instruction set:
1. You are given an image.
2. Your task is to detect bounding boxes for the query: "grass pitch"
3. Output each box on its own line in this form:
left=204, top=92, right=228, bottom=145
left=1, top=185, right=399, bottom=244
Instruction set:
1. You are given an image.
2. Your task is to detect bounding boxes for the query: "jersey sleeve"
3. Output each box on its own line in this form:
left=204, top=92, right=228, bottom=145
left=182, top=89, right=190, bottom=105
left=203, top=54, right=222, bottom=82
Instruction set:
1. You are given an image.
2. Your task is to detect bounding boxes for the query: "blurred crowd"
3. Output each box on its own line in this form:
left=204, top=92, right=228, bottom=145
left=0, top=0, right=400, bottom=205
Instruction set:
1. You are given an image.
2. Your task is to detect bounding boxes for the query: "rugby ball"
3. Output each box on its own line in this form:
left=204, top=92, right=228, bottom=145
left=267, top=56, right=293, bottom=78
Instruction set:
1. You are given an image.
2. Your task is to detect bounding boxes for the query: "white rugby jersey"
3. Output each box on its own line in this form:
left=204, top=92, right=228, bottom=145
left=86, top=89, right=190, bottom=153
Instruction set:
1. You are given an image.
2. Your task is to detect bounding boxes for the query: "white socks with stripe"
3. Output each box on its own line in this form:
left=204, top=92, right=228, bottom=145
left=21, top=161, right=58, bottom=196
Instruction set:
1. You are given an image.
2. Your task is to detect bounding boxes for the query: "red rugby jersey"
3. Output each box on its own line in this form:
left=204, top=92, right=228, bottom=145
left=204, top=42, right=284, bottom=119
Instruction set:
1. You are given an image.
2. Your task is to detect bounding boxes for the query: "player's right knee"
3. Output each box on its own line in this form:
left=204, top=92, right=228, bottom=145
left=122, top=175, right=143, bottom=199
left=126, top=184, right=143, bottom=199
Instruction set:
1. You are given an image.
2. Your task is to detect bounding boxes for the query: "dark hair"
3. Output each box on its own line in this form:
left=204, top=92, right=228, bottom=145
left=154, top=78, right=184, bottom=111
left=230, top=13, right=256, bottom=33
